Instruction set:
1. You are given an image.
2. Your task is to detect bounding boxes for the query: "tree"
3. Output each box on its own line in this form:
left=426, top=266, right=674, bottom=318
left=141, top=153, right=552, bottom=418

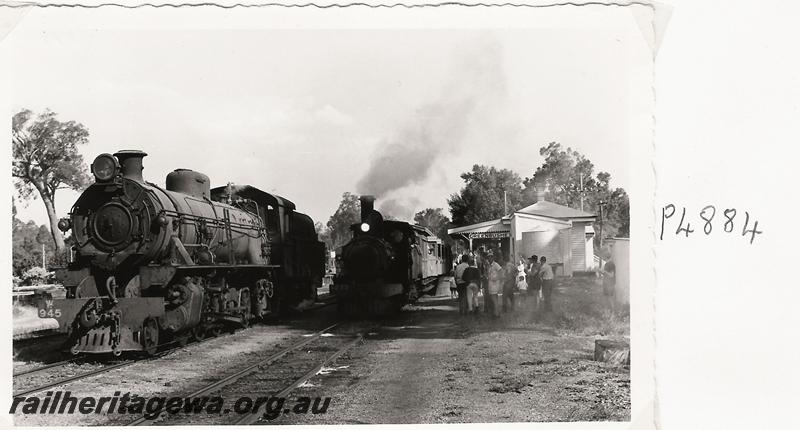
left=524, top=142, right=629, bottom=241
left=325, top=192, right=361, bottom=249
left=447, top=165, right=525, bottom=226
left=12, top=109, right=92, bottom=252
left=314, top=221, right=332, bottom=250
left=524, top=142, right=597, bottom=208
left=12, top=218, right=57, bottom=277
left=413, top=208, right=453, bottom=245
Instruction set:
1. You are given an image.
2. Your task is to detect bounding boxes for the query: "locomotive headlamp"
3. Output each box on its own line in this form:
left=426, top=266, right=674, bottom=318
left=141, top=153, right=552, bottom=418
left=57, top=218, right=71, bottom=232
left=360, top=223, right=370, bottom=232
left=91, top=153, right=119, bottom=182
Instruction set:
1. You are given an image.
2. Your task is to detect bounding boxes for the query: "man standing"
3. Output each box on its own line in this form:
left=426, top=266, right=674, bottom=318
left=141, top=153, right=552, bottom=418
left=539, top=256, right=555, bottom=312
left=462, top=257, right=482, bottom=314
left=502, top=258, right=517, bottom=313
left=602, top=259, right=617, bottom=310
left=485, top=254, right=503, bottom=318
left=454, top=254, right=470, bottom=315
left=526, top=255, right=541, bottom=311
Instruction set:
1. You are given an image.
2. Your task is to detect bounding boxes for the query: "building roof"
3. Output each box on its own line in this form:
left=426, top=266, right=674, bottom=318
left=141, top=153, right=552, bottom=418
left=448, top=218, right=510, bottom=235
left=515, top=200, right=596, bottom=220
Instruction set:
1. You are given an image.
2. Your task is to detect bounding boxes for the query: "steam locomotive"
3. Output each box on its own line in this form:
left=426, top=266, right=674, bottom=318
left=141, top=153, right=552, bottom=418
left=331, top=196, right=453, bottom=316
left=38, top=150, right=325, bottom=355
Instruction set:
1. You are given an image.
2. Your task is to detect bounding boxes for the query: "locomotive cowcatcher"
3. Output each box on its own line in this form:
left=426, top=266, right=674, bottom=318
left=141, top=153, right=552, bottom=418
left=331, top=196, right=453, bottom=316
left=39, top=150, right=325, bottom=355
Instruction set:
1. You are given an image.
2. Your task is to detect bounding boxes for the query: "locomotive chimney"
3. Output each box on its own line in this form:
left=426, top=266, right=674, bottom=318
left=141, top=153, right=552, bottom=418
left=360, top=195, right=376, bottom=222
left=114, top=150, right=148, bottom=183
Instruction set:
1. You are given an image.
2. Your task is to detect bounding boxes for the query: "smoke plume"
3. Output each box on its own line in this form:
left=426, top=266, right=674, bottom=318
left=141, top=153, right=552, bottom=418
left=356, top=38, right=508, bottom=215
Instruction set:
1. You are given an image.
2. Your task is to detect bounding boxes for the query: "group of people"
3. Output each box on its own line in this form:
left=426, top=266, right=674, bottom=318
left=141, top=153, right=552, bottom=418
left=451, top=248, right=556, bottom=318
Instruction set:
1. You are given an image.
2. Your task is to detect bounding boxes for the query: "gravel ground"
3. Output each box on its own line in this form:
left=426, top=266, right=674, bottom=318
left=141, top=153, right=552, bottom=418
left=11, top=277, right=629, bottom=425
left=275, top=276, right=630, bottom=424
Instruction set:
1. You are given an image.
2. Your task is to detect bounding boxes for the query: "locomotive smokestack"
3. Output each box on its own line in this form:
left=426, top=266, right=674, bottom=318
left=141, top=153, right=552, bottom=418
left=360, top=195, right=376, bottom=222
left=114, top=150, right=148, bottom=183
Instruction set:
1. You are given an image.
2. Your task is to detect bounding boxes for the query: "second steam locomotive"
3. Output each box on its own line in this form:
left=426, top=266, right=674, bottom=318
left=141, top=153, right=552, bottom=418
left=39, top=150, right=325, bottom=355
left=331, top=196, right=453, bottom=315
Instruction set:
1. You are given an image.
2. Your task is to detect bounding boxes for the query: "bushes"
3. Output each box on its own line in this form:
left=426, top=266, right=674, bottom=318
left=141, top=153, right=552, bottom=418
left=20, top=266, right=55, bottom=286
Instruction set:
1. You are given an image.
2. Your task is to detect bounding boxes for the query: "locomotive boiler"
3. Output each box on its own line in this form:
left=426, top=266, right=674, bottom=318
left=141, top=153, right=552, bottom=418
left=331, top=196, right=453, bottom=316
left=39, top=150, right=325, bottom=355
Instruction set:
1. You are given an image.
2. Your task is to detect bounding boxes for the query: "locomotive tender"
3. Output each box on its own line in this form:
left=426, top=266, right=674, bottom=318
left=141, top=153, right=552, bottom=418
left=331, top=196, right=453, bottom=315
left=39, top=150, right=325, bottom=355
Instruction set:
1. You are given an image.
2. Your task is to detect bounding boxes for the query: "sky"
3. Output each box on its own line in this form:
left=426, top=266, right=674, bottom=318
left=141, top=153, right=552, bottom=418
left=6, top=8, right=650, bottom=227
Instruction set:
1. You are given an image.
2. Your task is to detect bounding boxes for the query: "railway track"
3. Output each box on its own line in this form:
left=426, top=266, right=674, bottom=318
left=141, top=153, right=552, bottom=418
left=14, top=325, right=268, bottom=398
left=126, top=321, right=367, bottom=426
left=234, top=333, right=363, bottom=425
left=12, top=298, right=340, bottom=401
left=13, top=296, right=336, bottom=386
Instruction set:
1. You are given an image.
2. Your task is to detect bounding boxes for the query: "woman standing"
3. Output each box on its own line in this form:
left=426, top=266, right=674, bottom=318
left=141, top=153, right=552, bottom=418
left=526, top=255, right=541, bottom=311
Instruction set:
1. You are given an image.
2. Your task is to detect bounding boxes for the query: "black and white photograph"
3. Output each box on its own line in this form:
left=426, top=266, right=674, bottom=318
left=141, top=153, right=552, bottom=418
left=2, top=1, right=660, bottom=427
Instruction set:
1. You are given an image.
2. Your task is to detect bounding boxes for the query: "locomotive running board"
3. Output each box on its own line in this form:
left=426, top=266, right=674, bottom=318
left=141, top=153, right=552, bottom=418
left=171, top=264, right=281, bottom=269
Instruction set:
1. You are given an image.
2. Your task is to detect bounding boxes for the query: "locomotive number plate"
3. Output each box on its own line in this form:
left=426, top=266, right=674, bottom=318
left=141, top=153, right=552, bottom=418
left=38, top=300, right=62, bottom=318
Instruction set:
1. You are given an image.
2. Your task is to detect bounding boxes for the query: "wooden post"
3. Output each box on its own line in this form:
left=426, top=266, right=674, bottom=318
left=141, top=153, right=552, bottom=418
left=594, top=339, right=630, bottom=365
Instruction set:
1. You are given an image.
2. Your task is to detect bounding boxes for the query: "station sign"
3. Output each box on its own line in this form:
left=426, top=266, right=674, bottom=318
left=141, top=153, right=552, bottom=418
left=468, top=231, right=510, bottom=239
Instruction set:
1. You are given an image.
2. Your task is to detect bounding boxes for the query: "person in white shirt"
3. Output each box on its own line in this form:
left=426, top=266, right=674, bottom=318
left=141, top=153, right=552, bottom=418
left=485, top=254, right=503, bottom=318
left=515, top=274, right=528, bottom=306
left=517, top=258, right=527, bottom=281
left=539, top=256, right=555, bottom=312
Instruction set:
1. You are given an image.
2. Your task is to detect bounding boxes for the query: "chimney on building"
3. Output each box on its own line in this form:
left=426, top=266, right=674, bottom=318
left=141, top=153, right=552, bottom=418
left=532, top=184, right=547, bottom=203
left=114, top=150, right=147, bottom=183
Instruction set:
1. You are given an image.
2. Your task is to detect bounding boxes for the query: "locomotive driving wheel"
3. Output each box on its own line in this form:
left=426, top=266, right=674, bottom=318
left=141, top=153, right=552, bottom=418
left=141, top=317, right=159, bottom=355
left=191, top=325, right=205, bottom=341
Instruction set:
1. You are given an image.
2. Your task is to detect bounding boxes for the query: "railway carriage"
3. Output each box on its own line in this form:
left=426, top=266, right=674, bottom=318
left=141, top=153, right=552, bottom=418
left=39, top=150, right=325, bottom=355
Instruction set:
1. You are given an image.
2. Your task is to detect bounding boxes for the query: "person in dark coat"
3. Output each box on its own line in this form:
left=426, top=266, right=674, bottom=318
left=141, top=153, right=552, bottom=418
left=526, top=255, right=541, bottom=311
left=462, top=257, right=482, bottom=314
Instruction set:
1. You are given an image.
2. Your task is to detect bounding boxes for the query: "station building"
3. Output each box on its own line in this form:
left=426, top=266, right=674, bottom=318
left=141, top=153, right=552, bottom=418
left=447, top=192, right=597, bottom=276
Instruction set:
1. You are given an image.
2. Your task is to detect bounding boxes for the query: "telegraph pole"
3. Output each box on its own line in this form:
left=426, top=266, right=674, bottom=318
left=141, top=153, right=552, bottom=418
left=504, top=191, right=508, bottom=215
left=42, top=244, right=46, bottom=269
left=579, top=174, right=585, bottom=212
left=598, top=200, right=607, bottom=247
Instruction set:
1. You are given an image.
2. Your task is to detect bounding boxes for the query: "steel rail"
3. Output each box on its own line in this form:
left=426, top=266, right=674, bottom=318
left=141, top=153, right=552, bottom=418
left=127, top=322, right=342, bottom=426
left=13, top=359, right=137, bottom=397
left=13, top=331, right=213, bottom=396
left=234, top=333, right=364, bottom=425
left=13, top=357, right=81, bottom=378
